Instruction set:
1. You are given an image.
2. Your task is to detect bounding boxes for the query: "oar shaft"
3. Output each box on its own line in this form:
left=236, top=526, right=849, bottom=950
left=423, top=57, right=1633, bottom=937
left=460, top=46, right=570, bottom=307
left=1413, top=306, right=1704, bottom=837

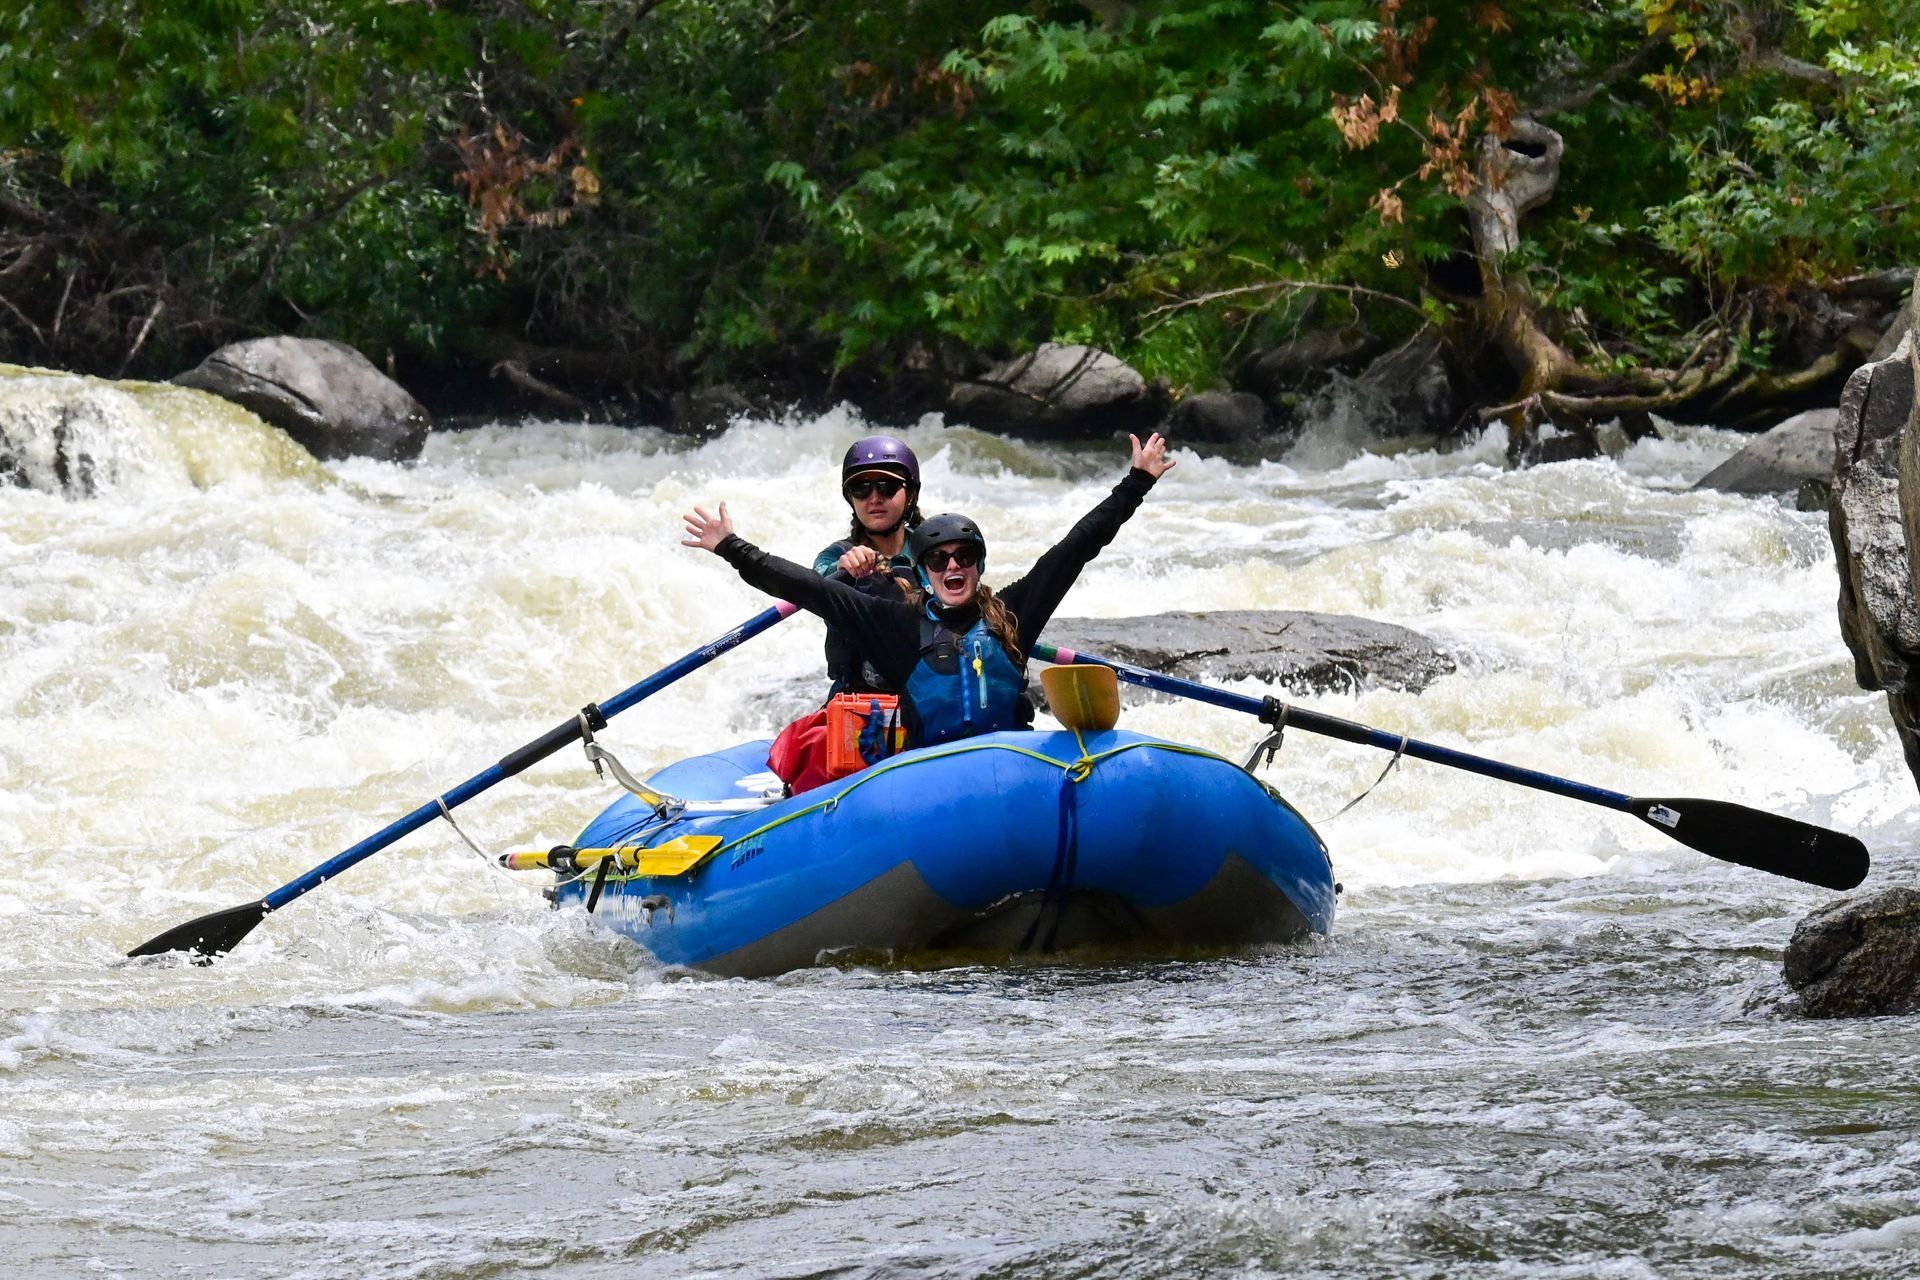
left=1033, top=642, right=1867, bottom=892
left=1033, top=643, right=1633, bottom=812
left=261, top=602, right=799, bottom=913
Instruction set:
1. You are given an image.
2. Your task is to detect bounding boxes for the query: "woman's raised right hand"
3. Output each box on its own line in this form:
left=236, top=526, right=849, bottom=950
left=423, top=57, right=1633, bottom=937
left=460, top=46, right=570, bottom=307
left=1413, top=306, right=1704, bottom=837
left=837, top=545, right=882, bottom=578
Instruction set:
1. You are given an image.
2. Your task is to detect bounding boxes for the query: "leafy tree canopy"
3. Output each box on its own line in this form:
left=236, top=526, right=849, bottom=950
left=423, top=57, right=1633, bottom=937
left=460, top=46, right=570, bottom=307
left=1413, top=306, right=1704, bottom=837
left=0, top=0, right=1914, bottom=406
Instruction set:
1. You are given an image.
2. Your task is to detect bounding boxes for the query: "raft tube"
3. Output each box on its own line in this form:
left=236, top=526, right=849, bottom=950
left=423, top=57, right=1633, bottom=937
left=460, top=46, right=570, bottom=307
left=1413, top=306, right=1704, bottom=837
left=552, top=729, right=1336, bottom=976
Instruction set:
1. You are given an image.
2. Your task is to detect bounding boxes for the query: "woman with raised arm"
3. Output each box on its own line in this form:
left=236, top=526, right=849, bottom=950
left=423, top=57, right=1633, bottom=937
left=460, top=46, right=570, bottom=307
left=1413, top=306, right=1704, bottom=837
left=683, top=433, right=1175, bottom=750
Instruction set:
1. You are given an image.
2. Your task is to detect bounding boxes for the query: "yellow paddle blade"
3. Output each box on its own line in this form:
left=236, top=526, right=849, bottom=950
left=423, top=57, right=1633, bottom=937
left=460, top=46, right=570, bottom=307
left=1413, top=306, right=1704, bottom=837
left=1041, top=663, right=1120, bottom=732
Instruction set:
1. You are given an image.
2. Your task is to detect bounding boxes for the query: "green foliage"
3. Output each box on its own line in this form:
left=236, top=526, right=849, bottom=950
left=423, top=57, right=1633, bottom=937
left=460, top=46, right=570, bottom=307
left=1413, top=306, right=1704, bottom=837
left=0, top=0, right=1915, bottom=392
left=1645, top=4, right=1920, bottom=288
left=756, top=1, right=1697, bottom=378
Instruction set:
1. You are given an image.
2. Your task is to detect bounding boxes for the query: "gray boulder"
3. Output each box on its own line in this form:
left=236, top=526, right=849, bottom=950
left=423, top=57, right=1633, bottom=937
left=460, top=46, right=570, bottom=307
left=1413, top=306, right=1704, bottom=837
left=671, top=384, right=762, bottom=438
left=1828, top=330, right=1920, bottom=791
left=949, top=343, right=1165, bottom=438
left=1353, top=330, right=1462, bottom=437
left=744, top=608, right=1456, bottom=734
left=1784, top=887, right=1920, bottom=1018
left=1241, top=326, right=1381, bottom=399
left=175, top=336, right=429, bottom=462
left=1046, top=609, right=1456, bottom=695
left=1166, top=390, right=1268, bottom=446
left=1693, top=408, right=1839, bottom=496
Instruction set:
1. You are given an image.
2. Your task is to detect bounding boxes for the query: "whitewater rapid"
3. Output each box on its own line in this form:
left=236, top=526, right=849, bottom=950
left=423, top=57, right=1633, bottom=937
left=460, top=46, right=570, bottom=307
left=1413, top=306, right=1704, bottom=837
left=3, top=371, right=1916, bottom=1278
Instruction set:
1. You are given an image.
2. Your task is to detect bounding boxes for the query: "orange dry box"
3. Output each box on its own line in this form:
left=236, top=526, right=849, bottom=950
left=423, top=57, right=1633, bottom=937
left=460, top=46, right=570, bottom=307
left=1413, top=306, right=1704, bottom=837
left=824, top=693, right=906, bottom=778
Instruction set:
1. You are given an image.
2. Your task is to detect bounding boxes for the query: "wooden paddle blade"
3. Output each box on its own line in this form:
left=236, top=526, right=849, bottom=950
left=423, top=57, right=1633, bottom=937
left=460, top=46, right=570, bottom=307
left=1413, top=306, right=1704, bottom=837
left=126, top=900, right=271, bottom=963
left=1630, top=797, right=1869, bottom=890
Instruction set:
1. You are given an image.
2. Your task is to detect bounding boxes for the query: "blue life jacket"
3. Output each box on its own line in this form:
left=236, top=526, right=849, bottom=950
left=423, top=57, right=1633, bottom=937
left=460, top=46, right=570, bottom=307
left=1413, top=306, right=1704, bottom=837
left=905, top=610, right=1026, bottom=746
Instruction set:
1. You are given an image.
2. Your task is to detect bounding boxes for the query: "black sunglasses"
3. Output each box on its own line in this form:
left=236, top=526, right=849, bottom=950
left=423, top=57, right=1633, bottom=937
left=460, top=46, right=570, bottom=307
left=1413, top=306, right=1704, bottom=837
left=845, top=477, right=906, bottom=501
left=922, top=546, right=981, bottom=572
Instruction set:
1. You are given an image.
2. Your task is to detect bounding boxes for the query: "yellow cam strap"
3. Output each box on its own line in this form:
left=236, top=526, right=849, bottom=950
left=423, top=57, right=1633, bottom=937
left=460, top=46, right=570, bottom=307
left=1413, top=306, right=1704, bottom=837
left=498, top=834, right=723, bottom=877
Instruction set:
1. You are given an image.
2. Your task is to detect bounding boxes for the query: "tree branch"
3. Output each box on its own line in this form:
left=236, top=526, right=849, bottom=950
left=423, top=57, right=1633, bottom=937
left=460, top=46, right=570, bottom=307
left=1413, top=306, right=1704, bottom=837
left=1140, top=280, right=1427, bottom=335
left=1528, top=35, right=1668, bottom=118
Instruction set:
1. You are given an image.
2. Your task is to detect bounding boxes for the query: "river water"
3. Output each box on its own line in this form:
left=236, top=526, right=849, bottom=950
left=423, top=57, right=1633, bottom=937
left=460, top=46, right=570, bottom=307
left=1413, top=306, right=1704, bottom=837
left=3, top=371, right=1917, bottom=1278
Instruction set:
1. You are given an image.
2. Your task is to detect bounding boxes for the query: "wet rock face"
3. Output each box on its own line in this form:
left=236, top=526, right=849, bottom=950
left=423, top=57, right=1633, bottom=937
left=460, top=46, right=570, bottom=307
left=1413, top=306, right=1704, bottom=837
left=175, top=336, right=429, bottom=462
left=1784, top=887, right=1920, bottom=1018
left=1828, top=331, right=1920, bottom=791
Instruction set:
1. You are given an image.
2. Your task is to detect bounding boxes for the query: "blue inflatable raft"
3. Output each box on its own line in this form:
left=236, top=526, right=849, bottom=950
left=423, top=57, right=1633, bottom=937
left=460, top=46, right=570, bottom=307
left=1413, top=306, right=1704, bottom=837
left=547, top=728, right=1336, bottom=976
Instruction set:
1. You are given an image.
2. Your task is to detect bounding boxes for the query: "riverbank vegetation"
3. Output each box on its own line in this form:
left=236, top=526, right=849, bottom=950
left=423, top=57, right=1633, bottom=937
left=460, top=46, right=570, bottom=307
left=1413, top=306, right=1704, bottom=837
left=2, top=1, right=1917, bottom=431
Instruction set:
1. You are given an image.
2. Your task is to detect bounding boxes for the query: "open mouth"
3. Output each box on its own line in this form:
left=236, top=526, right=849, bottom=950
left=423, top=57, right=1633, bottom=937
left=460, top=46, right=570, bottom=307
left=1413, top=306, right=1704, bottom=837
left=941, top=570, right=969, bottom=593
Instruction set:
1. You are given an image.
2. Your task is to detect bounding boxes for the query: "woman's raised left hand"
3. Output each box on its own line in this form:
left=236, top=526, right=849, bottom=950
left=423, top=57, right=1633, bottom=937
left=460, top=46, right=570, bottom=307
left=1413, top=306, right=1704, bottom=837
left=1130, top=432, right=1176, bottom=478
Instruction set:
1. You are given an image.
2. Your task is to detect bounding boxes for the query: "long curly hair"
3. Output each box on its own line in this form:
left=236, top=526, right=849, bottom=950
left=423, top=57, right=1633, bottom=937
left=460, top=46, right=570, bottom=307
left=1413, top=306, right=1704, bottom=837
left=901, top=581, right=1022, bottom=663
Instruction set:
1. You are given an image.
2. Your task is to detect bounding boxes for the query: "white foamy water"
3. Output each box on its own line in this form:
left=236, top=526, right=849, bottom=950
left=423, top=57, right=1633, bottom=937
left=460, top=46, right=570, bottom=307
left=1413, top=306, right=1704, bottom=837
left=3, top=370, right=1918, bottom=1277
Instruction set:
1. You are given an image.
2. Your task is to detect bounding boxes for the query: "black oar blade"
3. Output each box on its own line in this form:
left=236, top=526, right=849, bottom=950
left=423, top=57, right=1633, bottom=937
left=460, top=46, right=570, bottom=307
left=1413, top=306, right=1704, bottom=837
left=1630, top=797, right=1869, bottom=891
left=126, top=900, right=270, bottom=963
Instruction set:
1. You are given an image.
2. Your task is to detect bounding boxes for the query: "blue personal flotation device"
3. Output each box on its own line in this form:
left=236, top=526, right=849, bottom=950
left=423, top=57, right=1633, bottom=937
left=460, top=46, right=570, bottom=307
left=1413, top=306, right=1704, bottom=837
left=905, top=610, right=1026, bottom=746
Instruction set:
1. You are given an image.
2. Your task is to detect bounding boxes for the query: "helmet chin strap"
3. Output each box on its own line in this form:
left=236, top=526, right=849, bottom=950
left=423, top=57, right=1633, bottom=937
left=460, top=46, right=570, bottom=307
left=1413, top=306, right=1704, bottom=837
left=852, top=489, right=916, bottom=538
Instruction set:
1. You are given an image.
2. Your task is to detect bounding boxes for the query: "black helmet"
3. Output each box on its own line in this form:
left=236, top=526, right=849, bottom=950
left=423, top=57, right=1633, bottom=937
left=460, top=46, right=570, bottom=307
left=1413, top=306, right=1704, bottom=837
left=909, top=512, right=986, bottom=572
left=841, top=435, right=920, bottom=492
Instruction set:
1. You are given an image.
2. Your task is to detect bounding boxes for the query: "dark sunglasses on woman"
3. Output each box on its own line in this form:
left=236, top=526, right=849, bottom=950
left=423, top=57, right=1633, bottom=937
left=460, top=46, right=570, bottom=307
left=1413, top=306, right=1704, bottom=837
left=845, top=476, right=906, bottom=500
left=922, top=546, right=981, bottom=572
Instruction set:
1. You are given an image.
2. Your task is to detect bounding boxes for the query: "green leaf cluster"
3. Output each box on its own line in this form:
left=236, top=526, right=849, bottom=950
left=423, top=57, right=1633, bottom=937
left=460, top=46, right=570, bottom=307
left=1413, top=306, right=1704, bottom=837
left=1645, top=3, right=1920, bottom=289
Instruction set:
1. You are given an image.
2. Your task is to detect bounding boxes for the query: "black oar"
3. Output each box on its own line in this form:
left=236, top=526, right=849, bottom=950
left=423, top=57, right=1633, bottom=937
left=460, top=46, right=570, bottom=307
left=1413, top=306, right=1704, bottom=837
left=1032, top=642, right=1869, bottom=891
left=129, top=602, right=805, bottom=962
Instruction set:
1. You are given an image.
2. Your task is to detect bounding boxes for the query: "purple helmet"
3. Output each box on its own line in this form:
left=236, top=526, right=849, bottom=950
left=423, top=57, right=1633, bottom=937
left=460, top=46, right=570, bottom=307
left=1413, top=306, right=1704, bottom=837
left=841, top=435, right=920, bottom=491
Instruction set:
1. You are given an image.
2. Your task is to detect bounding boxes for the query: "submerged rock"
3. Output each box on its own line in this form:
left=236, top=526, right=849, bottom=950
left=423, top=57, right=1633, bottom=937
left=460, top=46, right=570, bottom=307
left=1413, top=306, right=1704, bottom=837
left=1784, top=887, right=1920, bottom=1018
left=0, top=362, right=324, bottom=495
left=175, top=336, right=429, bottom=462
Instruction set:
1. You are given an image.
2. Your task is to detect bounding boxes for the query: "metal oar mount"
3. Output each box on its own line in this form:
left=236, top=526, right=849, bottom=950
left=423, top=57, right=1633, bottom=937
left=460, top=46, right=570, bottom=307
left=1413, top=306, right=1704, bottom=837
left=1032, top=643, right=1869, bottom=892
left=127, top=602, right=804, bottom=963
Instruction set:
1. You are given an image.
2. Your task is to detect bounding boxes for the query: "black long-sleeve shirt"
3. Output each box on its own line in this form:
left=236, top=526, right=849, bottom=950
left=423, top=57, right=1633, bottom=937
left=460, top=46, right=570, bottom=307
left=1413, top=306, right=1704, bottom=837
left=715, top=468, right=1159, bottom=689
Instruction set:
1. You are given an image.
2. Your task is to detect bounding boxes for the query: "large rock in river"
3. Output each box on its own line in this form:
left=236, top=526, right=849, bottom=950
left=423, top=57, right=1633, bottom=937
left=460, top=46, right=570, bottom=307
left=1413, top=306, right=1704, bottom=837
left=948, top=343, right=1166, bottom=439
left=1166, top=390, right=1269, bottom=447
left=1045, top=609, right=1456, bottom=695
left=1784, top=887, right=1920, bottom=1018
left=175, top=336, right=429, bottom=462
left=1827, top=329, right=1920, bottom=792
left=746, top=609, right=1455, bottom=732
left=1693, top=408, right=1838, bottom=499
